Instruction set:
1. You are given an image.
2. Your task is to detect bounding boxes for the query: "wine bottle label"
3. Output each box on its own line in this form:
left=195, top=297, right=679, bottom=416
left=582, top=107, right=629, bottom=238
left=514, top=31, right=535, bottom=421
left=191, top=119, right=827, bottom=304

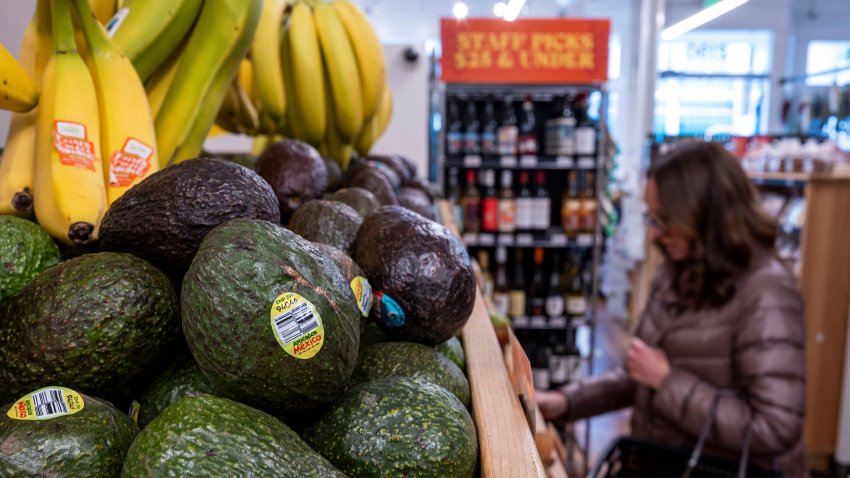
left=447, top=131, right=463, bottom=155
left=497, top=126, right=518, bottom=155
left=509, top=291, right=526, bottom=317
left=532, top=367, right=551, bottom=390
left=497, top=199, right=516, bottom=232
left=532, top=198, right=550, bottom=230
left=481, top=131, right=497, bottom=154
left=545, top=295, right=565, bottom=318
left=482, top=198, right=499, bottom=232
left=493, top=292, right=510, bottom=315
left=567, top=296, right=586, bottom=316
left=549, top=355, right=570, bottom=385
left=515, top=198, right=533, bottom=229
left=576, top=127, right=596, bottom=155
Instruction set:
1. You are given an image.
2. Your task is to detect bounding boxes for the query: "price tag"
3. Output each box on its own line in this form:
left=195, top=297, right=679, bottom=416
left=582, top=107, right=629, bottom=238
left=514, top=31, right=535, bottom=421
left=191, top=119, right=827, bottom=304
left=462, top=233, right=478, bottom=246
left=530, top=316, right=548, bottom=328
left=463, top=155, right=482, bottom=168
left=551, top=233, right=568, bottom=247
left=512, top=315, right=530, bottom=328
left=500, top=155, right=518, bottom=168
left=556, top=156, right=574, bottom=168
left=497, top=234, right=514, bottom=246
left=478, top=233, right=495, bottom=246
left=549, top=316, right=567, bottom=328
left=576, top=234, right=594, bottom=248
left=516, top=233, right=534, bottom=246
left=577, top=157, right=596, bottom=169
left=520, top=155, right=538, bottom=167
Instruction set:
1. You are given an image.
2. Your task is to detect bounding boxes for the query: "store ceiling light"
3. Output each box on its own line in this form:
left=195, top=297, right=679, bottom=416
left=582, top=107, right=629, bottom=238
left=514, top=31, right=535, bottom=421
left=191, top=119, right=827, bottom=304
left=660, top=0, right=749, bottom=40
left=503, top=0, right=525, bottom=21
left=493, top=1, right=507, bottom=17
left=453, top=1, right=469, bottom=19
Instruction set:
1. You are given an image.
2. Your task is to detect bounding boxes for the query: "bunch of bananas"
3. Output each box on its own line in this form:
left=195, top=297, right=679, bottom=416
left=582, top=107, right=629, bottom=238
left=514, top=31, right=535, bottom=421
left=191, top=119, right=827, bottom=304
left=217, top=0, right=393, bottom=170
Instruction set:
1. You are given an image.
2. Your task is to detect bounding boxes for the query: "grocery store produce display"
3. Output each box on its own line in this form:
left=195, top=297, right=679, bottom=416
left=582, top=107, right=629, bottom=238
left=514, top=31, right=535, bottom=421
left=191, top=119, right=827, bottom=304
left=436, top=335, right=467, bottom=371
left=0, top=0, right=477, bottom=475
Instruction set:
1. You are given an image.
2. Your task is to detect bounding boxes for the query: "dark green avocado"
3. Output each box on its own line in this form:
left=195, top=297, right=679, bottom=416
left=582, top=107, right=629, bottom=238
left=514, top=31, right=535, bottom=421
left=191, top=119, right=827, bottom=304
left=367, top=155, right=413, bottom=183
left=99, top=158, right=280, bottom=281
left=326, top=187, right=381, bottom=219
left=256, top=139, right=328, bottom=222
left=435, top=336, right=466, bottom=370
left=305, top=377, right=478, bottom=478
left=0, top=391, right=137, bottom=477
left=288, top=200, right=362, bottom=256
left=348, top=168, right=398, bottom=206
left=121, top=394, right=347, bottom=478
left=181, top=218, right=360, bottom=417
left=312, top=243, right=364, bottom=281
left=397, top=186, right=436, bottom=220
left=323, top=157, right=344, bottom=193
left=352, top=341, right=470, bottom=407
left=354, top=206, right=476, bottom=345
left=0, top=215, right=61, bottom=304
left=0, top=252, right=180, bottom=404
left=137, top=356, right=215, bottom=428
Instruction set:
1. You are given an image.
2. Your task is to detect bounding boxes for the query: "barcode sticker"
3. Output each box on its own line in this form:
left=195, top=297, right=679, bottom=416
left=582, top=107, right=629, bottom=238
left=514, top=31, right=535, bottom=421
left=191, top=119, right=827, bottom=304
left=7, top=387, right=85, bottom=421
left=270, top=292, right=325, bottom=360
left=350, top=276, right=373, bottom=318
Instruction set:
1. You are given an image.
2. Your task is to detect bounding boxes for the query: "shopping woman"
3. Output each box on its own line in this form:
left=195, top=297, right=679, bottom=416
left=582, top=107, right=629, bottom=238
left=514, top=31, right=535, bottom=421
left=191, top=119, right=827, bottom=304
left=537, top=141, right=807, bottom=477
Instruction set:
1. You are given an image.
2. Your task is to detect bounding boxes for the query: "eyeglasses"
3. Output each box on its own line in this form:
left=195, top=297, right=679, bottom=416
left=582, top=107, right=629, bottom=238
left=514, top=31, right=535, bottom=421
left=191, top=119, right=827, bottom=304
left=642, top=211, right=668, bottom=233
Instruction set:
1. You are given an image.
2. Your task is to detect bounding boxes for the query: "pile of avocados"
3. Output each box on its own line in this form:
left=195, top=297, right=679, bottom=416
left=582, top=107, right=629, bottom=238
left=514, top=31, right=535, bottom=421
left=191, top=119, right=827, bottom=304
left=0, top=143, right=480, bottom=477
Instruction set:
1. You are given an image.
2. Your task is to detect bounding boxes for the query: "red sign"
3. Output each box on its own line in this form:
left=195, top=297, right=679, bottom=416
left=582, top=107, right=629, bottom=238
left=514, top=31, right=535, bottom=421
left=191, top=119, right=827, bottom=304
left=440, top=18, right=610, bottom=84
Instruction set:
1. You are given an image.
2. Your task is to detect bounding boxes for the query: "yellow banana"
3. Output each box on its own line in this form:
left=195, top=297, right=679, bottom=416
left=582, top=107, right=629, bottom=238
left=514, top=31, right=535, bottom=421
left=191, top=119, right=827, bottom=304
left=155, top=0, right=263, bottom=166
left=322, top=75, right=352, bottom=169
left=109, top=0, right=204, bottom=81
left=312, top=1, right=362, bottom=143
left=216, top=76, right=260, bottom=135
left=251, top=0, right=287, bottom=127
left=240, top=58, right=258, bottom=107
left=0, top=0, right=51, bottom=216
left=354, top=113, right=375, bottom=158
left=284, top=1, right=325, bottom=145
left=375, top=82, right=393, bottom=139
left=332, top=0, right=385, bottom=123
left=354, top=82, right=392, bottom=157
left=0, top=45, right=39, bottom=113
left=89, top=0, right=117, bottom=25
left=34, top=0, right=107, bottom=246
left=144, top=43, right=184, bottom=119
left=73, top=0, right=159, bottom=206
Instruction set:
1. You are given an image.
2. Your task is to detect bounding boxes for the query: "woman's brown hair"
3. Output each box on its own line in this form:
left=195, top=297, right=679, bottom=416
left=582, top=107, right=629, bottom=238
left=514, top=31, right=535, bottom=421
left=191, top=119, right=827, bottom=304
left=649, top=141, right=777, bottom=310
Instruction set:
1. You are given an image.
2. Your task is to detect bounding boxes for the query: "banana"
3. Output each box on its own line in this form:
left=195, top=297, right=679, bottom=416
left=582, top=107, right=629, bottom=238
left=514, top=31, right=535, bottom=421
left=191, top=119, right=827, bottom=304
left=34, top=0, right=107, bottom=246
left=216, top=76, right=260, bottom=135
left=73, top=0, right=159, bottom=206
left=144, top=42, right=184, bottom=119
left=109, top=0, right=204, bottom=81
left=322, top=75, right=352, bottom=169
left=354, top=82, right=392, bottom=157
left=312, top=1, right=362, bottom=143
left=239, top=57, right=258, bottom=107
left=89, top=0, right=117, bottom=25
left=251, top=0, right=287, bottom=127
left=332, top=0, right=385, bottom=123
left=284, top=1, right=326, bottom=145
left=0, top=45, right=39, bottom=113
left=155, top=0, right=263, bottom=166
left=0, top=0, right=51, bottom=215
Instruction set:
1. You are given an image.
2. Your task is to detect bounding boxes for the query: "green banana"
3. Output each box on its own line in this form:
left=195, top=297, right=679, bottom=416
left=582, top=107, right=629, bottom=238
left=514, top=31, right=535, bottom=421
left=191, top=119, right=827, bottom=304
left=109, top=0, right=204, bottom=81
left=154, top=0, right=263, bottom=166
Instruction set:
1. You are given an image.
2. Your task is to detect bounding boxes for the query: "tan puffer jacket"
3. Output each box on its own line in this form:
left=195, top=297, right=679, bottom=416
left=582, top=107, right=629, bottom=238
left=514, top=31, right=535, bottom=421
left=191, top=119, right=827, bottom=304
left=561, top=251, right=806, bottom=477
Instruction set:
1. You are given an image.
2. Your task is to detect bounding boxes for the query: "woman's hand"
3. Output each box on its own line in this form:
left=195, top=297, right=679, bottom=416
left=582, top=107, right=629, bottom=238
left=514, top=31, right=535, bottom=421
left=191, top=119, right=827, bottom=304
left=536, top=390, right=568, bottom=420
left=626, top=338, right=671, bottom=390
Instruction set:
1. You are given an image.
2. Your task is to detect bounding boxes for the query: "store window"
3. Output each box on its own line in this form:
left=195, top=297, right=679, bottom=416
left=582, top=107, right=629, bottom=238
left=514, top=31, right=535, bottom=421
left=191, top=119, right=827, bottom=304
left=654, top=30, right=773, bottom=138
left=805, top=40, right=850, bottom=87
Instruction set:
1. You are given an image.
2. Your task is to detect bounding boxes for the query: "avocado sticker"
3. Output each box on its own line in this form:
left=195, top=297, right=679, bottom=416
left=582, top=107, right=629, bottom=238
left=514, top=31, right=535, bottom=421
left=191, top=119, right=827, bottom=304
left=350, top=276, right=373, bottom=317
left=7, top=387, right=85, bottom=421
left=373, top=291, right=405, bottom=328
left=270, top=292, right=325, bottom=359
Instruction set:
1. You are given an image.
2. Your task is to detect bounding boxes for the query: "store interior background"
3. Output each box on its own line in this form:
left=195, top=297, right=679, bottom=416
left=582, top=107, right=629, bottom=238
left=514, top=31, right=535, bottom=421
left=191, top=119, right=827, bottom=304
left=2, top=0, right=850, bottom=473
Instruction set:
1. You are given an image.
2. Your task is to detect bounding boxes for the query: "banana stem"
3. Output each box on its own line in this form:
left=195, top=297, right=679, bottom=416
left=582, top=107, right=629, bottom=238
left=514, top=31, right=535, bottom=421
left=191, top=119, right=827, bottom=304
left=71, top=0, right=110, bottom=53
left=51, top=0, right=78, bottom=54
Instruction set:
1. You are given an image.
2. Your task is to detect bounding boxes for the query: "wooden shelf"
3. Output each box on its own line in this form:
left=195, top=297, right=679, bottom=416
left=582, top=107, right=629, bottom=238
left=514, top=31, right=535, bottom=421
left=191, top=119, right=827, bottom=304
left=439, top=200, right=548, bottom=478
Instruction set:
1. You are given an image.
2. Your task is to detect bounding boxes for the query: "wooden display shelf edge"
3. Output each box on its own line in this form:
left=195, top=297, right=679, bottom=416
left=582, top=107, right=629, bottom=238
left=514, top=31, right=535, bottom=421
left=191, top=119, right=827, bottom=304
left=438, top=200, right=548, bottom=478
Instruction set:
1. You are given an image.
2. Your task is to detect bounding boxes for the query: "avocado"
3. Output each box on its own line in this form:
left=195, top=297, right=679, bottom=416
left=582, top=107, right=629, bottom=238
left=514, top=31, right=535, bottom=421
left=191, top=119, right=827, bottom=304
left=99, top=158, right=280, bottom=281
left=137, top=356, right=215, bottom=428
left=121, top=394, right=347, bottom=478
left=256, top=139, right=328, bottom=222
left=313, top=243, right=363, bottom=281
left=397, top=154, right=419, bottom=179
left=366, top=162, right=402, bottom=190
left=402, top=175, right=435, bottom=202
left=435, top=336, right=466, bottom=370
left=352, top=341, right=470, bottom=407
left=0, top=253, right=180, bottom=404
left=306, top=377, right=478, bottom=478
left=0, top=215, right=61, bottom=304
left=326, top=187, right=380, bottom=218
left=368, top=154, right=413, bottom=183
left=287, top=200, right=362, bottom=255
left=397, top=186, right=436, bottom=220
left=359, top=321, right=387, bottom=351
left=349, top=167, right=398, bottom=206
left=354, top=206, right=476, bottom=345
left=323, top=157, right=344, bottom=193
left=0, top=390, right=137, bottom=477
left=181, top=218, right=360, bottom=417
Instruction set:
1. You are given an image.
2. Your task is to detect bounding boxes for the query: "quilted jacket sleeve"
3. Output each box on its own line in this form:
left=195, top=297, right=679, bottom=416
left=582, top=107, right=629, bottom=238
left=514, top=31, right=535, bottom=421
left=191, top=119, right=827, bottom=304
left=650, top=265, right=806, bottom=455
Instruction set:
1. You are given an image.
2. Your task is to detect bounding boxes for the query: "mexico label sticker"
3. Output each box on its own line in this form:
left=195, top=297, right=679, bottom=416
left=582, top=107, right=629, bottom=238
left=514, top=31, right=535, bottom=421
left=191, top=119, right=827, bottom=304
left=270, top=292, right=325, bottom=359
left=7, top=387, right=85, bottom=421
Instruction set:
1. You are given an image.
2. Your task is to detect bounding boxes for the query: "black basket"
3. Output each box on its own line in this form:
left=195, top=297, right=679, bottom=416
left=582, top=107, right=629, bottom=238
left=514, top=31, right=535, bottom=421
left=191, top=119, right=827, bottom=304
left=589, top=436, right=784, bottom=478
